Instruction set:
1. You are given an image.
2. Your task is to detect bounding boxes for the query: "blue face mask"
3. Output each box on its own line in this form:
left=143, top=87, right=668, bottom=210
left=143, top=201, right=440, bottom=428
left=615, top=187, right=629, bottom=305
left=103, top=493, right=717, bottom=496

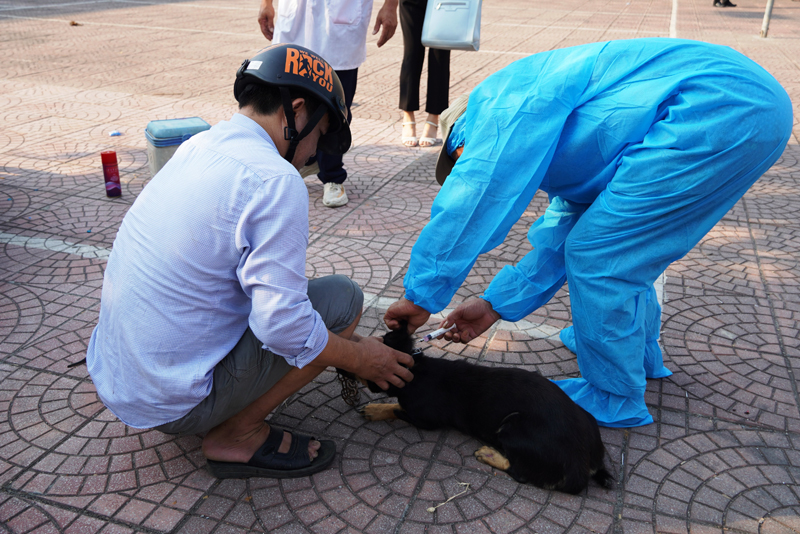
left=446, top=113, right=467, bottom=158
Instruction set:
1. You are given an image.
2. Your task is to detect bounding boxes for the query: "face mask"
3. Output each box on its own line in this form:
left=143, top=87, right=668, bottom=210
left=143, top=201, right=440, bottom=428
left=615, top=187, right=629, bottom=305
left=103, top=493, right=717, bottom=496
left=446, top=113, right=467, bottom=158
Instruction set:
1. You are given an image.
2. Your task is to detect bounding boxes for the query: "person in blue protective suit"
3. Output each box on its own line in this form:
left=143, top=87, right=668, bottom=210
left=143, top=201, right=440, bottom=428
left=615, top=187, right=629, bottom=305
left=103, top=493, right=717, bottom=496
left=384, top=38, right=793, bottom=428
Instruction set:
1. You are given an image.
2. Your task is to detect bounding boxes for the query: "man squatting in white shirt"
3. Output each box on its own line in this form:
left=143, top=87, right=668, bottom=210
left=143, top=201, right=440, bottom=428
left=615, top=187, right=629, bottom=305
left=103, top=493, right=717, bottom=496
left=86, top=45, right=413, bottom=479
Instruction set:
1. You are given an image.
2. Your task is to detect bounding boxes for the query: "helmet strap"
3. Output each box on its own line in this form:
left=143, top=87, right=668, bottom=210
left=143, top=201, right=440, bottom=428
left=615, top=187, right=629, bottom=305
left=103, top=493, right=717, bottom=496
left=279, top=87, right=328, bottom=164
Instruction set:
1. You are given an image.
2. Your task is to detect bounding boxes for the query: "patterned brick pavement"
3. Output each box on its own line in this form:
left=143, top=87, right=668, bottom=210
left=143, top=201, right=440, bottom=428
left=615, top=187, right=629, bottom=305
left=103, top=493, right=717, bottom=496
left=1, top=0, right=800, bottom=532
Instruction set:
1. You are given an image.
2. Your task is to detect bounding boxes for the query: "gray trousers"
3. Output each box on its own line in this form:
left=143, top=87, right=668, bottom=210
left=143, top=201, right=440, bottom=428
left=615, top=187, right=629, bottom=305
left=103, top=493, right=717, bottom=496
left=156, top=275, right=363, bottom=435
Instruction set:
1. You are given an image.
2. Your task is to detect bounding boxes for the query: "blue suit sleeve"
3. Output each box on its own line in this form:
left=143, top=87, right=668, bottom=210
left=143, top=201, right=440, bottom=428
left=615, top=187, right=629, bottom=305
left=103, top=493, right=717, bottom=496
left=483, top=197, right=588, bottom=321
left=404, top=52, right=596, bottom=313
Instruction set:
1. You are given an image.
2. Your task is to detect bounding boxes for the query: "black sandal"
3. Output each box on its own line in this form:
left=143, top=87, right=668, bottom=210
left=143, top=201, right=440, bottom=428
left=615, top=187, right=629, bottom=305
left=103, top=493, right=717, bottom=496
left=206, top=426, right=336, bottom=479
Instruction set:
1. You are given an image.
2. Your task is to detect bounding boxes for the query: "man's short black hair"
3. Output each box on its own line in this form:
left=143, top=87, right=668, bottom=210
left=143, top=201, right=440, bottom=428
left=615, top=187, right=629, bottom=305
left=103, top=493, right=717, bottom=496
left=237, top=83, right=323, bottom=117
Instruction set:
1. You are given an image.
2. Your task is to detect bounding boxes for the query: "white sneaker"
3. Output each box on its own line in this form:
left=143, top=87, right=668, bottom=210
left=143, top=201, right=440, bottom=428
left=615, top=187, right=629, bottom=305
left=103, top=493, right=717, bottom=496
left=323, top=182, right=348, bottom=207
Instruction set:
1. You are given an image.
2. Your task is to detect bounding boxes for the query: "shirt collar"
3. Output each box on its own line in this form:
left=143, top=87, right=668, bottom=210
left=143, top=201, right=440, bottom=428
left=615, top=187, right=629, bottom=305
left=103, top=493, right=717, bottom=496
left=230, top=112, right=278, bottom=150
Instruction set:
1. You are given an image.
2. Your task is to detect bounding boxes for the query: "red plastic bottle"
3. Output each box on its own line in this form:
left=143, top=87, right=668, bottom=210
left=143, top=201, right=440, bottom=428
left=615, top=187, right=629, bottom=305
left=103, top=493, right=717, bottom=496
left=101, top=151, right=121, bottom=197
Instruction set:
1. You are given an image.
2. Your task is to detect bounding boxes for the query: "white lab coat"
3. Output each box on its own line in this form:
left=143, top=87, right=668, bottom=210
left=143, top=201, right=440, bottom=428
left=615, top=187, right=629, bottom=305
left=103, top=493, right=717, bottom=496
left=273, top=0, right=374, bottom=71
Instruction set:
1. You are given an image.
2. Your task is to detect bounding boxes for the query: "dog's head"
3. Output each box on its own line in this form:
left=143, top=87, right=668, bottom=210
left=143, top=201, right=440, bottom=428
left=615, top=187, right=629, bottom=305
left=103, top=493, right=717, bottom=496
left=336, top=322, right=420, bottom=403
left=382, top=322, right=417, bottom=355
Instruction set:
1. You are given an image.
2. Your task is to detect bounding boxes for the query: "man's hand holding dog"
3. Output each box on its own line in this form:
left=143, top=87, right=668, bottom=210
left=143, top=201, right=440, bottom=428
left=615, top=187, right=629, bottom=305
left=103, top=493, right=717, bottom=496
left=312, top=332, right=413, bottom=390
left=442, top=298, right=501, bottom=344
left=354, top=337, right=414, bottom=390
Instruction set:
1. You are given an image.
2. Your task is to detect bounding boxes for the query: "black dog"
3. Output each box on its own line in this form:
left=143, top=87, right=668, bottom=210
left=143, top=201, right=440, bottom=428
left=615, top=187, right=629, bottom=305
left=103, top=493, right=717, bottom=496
left=345, top=325, right=613, bottom=494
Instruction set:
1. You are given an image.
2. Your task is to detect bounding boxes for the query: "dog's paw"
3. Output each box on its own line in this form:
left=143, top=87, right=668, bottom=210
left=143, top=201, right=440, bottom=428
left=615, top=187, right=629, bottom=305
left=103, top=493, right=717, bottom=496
left=359, top=403, right=400, bottom=421
left=474, top=446, right=510, bottom=471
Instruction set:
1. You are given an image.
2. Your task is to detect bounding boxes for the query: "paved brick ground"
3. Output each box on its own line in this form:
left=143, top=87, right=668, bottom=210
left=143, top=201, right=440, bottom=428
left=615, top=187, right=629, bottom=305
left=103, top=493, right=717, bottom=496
left=1, top=0, right=800, bottom=532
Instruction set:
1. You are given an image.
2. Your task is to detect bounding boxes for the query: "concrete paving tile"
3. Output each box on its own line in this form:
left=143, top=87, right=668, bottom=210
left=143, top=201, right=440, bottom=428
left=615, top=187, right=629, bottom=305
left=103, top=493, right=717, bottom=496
left=2, top=0, right=800, bottom=531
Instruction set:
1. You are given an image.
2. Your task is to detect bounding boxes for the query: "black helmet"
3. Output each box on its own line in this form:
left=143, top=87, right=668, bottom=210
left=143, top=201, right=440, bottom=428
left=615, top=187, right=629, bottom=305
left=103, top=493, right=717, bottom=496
left=234, top=44, right=352, bottom=162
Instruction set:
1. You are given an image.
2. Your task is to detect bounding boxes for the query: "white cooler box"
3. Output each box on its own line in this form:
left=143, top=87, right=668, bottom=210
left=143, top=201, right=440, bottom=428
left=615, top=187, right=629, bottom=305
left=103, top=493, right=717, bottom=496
left=145, top=117, right=211, bottom=178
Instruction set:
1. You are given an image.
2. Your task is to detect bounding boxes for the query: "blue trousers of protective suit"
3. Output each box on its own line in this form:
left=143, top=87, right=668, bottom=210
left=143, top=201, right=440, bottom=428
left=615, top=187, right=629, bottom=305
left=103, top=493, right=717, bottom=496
left=403, top=39, right=793, bottom=427
left=554, top=81, right=792, bottom=425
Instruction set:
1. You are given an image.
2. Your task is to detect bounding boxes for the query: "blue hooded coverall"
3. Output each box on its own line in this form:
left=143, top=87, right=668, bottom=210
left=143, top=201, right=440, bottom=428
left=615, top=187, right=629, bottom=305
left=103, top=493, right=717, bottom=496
left=402, top=38, right=793, bottom=427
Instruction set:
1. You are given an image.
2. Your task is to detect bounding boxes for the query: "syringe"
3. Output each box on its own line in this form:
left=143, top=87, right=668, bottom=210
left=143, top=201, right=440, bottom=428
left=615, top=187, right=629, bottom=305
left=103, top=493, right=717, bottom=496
left=421, top=324, right=457, bottom=342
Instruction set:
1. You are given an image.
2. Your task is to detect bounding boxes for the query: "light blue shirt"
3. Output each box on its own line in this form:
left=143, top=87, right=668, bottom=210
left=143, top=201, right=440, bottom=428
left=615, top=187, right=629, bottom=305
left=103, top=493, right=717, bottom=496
left=86, top=113, right=329, bottom=429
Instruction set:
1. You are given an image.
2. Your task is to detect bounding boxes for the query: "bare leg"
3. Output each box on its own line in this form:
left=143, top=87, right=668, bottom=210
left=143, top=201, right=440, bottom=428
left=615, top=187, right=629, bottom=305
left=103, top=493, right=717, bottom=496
left=202, top=310, right=362, bottom=463
left=402, top=111, right=417, bottom=147
left=419, top=113, right=439, bottom=147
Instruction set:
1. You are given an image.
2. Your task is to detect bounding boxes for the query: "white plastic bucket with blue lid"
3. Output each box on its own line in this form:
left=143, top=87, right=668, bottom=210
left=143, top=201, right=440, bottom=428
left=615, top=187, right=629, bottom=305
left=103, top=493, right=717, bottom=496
left=145, top=117, right=211, bottom=177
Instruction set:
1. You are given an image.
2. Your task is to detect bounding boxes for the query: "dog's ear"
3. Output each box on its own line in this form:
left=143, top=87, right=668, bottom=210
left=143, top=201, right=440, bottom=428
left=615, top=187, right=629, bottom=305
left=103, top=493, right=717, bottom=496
left=383, top=320, right=416, bottom=355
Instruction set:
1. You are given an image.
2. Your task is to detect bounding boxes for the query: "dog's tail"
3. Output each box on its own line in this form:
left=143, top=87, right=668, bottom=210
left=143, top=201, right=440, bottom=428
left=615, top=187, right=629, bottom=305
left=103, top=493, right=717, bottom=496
left=591, top=466, right=614, bottom=489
